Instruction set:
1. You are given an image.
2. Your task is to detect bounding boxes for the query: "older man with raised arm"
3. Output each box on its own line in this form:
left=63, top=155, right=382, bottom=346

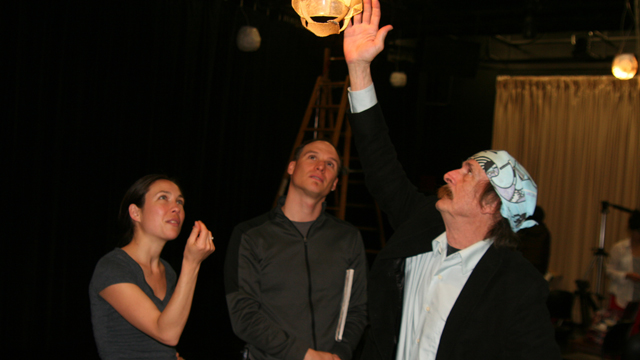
left=343, top=1, right=561, bottom=359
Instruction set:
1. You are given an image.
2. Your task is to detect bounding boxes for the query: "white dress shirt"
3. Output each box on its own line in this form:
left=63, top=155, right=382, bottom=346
left=347, top=83, right=492, bottom=359
left=348, top=83, right=377, bottom=113
left=396, top=232, right=493, bottom=360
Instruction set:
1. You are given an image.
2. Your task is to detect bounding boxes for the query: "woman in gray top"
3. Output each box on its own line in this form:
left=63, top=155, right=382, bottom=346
left=90, top=174, right=215, bottom=359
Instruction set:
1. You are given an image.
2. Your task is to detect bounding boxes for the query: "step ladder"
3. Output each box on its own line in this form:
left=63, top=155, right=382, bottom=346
left=274, top=49, right=387, bottom=254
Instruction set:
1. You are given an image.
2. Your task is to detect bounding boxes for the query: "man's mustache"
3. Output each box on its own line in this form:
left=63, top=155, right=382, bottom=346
left=437, top=185, right=453, bottom=200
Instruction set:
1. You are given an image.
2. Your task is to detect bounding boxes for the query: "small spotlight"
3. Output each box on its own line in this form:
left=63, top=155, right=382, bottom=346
left=611, top=53, right=638, bottom=80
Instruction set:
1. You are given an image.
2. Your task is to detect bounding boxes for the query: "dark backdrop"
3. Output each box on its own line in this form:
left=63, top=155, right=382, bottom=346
left=6, top=1, right=496, bottom=358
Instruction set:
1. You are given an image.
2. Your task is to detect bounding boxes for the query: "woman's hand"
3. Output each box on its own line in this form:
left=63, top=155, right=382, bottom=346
left=183, top=220, right=215, bottom=266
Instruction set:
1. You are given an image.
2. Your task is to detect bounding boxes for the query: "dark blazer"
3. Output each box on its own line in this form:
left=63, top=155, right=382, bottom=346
left=348, top=104, right=561, bottom=360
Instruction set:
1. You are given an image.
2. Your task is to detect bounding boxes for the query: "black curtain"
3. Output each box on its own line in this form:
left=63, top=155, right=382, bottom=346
left=7, top=1, right=343, bottom=357
left=6, top=1, right=495, bottom=358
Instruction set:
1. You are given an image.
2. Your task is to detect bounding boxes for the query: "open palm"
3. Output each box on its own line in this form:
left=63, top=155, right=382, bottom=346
left=343, top=0, right=392, bottom=66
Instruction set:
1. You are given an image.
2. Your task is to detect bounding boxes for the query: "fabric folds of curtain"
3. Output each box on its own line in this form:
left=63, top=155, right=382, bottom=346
left=492, top=76, right=640, bottom=302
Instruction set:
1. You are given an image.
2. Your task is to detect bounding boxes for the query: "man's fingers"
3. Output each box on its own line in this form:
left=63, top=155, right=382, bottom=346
left=361, top=0, right=372, bottom=24
left=352, top=7, right=362, bottom=25
left=376, top=24, right=393, bottom=45
left=370, top=0, right=382, bottom=28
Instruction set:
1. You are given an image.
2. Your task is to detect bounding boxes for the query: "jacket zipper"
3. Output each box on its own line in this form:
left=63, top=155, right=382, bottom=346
left=285, top=214, right=319, bottom=350
left=303, top=236, right=318, bottom=349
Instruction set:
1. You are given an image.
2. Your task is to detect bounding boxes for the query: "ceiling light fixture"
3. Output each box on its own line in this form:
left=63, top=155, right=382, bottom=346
left=612, top=53, right=638, bottom=79
left=612, top=0, right=639, bottom=79
left=291, top=0, right=362, bottom=37
left=237, top=0, right=261, bottom=52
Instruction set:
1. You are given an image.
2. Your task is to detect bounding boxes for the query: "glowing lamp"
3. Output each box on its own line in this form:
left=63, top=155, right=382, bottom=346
left=611, top=53, right=638, bottom=80
left=291, top=0, right=363, bottom=37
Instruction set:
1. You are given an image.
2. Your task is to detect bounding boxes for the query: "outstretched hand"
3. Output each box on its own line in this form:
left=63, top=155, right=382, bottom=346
left=343, top=0, right=392, bottom=90
left=183, top=220, right=215, bottom=266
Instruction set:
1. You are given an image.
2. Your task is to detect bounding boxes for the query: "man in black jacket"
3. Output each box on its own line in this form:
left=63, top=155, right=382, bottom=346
left=342, top=1, right=561, bottom=359
left=225, top=140, right=367, bottom=360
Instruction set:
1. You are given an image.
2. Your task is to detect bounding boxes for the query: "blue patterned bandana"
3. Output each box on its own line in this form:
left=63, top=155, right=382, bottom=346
left=470, top=150, right=538, bottom=232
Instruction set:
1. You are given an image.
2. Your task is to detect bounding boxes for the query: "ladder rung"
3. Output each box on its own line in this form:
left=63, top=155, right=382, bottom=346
left=311, top=104, right=342, bottom=109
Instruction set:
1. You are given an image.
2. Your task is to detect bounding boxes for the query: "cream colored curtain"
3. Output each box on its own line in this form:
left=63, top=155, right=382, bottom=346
left=492, top=76, right=640, bottom=301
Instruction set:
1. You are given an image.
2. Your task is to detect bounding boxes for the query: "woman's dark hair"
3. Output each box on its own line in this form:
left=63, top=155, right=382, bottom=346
left=117, top=174, right=180, bottom=246
left=630, top=210, right=640, bottom=231
left=480, top=181, right=519, bottom=249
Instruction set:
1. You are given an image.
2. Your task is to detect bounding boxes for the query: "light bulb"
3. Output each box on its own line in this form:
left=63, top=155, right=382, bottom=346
left=611, top=53, right=638, bottom=80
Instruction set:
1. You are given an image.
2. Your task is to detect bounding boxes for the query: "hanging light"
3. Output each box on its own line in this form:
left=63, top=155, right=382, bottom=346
left=237, top=25, right=261, bottom=52
left=236, top=0, right=261, bottom=52
left=611, top=53, right=638, bottom=79
left=291, top=0, right=362, bottom=37
left=389, top=71, right=407, bottom=87
left=611, top=0, right=639, bottom=79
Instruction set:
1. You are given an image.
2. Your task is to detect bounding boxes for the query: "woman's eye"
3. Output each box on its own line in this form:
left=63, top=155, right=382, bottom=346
left=177, top=199, right=184, bottom=205
left=159, top=195, right=167, bottom=200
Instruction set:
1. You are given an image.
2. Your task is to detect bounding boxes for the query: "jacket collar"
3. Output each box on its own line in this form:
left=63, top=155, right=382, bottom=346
left=270, top=195, right=327, bottom=226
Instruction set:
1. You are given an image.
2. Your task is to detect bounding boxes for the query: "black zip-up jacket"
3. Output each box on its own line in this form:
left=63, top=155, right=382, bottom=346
left=224, top=197, right=368, bottom=360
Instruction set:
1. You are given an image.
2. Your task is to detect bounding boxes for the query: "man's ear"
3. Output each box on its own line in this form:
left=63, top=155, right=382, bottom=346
left=331, top=177, right=339, bottom=191
left=287, top=161, right=296, bottom=176
left=129, top=204, right=141, bottom=222
left=481, top=197, right=501, bottom=216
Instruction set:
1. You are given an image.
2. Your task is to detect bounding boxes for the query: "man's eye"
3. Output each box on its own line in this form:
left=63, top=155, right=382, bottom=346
left=327, top=162, right=335, bottom=168
left=159, top=195, right=167, bottom=200
left=177, top=199, right=184, bottom=205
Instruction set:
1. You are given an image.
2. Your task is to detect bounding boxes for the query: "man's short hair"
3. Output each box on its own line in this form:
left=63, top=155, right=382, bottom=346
left=481, top=181, right=519, bottom=249
left=292, top=138, right=343, bottom=175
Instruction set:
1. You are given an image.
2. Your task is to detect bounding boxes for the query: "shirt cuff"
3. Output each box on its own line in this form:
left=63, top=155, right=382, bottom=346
left=348, top=83, right=377, bottom=113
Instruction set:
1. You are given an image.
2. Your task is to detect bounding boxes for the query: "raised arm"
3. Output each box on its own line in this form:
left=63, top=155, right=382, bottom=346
left=344, top=0, right=392, bottom=91
left=99, top=221, right=215, bottom=346
left=344, top=0, right=432, bottom=228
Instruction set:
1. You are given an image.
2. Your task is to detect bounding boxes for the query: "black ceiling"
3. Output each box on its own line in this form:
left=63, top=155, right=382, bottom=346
left=266, top=0, right=630, bottom=37
left=384, top=0, right=628, bottom=37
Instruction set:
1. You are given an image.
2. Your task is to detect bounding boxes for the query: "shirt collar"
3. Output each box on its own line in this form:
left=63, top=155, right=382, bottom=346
left=433, top=232, right=493, bottom=275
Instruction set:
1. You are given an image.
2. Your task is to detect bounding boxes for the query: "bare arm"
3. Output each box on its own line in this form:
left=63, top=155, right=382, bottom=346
left=343, top=0, right=393, bottom=91
left=100, top=221, right=215, bottom=346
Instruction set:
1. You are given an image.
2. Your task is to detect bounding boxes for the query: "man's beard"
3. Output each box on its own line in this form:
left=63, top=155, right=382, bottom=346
left=437, top=184, right=453, bottom=200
